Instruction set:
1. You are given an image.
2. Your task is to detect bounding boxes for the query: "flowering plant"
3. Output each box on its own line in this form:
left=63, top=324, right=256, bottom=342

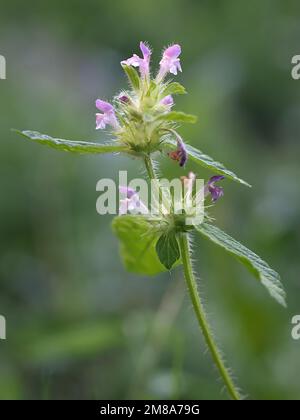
left=15, top=42, right=286, bottom=400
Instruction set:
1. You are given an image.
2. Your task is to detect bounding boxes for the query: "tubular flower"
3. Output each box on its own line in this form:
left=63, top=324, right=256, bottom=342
left=121, top=41, right=151, bottom=78
left=95, top=99, right=119, bottom=130
left=160, top=95, right=174, bottom=109
left=204, top=175, right=225, bottom=203
left=157, top=44, right=182, bottom=80
left=119, top=186, right=149, bottom=216
left=168, top=137, right=188, bottom=167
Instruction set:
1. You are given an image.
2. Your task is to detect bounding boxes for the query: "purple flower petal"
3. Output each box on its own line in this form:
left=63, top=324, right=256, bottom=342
left=119, top=186, right=137, bottom=199
left=121, top=41, right=151, bottom=78
left=164, top=44, right=181, bottom=59
left=95, top=99, right=119, bottom=130
left=205, top=176, right=225, bottom=203
left=178, top=139, right=187, bottom=167
left=140, top=42, right=151, bottom=60
left=168, top=137, right=188, bottom=167
left=96, top=113, right=106, bottom=130
left=157, top=44, right=182, bottom=80
left=119, top=187, right=148, bottom=215
left=121, top=55, right=140, bottom=68
left=119, top=199, right=129, bottom=216
left=209, top=186, right=224, bottom=202
left=160, top=95, right=174, bottom=108
left=95, top=99, right=114, bottom=113
left=208, top=175, right=225, bottom=184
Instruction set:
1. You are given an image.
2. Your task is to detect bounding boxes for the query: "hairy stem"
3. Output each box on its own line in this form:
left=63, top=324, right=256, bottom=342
left=143, top=154, right=241, bottom=401
left=144, top=155, right=157, bottom=181
left=144, top=155, right=170, bottom=213
left=179, top=233, right=241, bottom=400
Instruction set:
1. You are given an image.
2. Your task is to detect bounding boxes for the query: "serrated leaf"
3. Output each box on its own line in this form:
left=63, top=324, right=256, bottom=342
left=112, top=216, right=169, bottom=276
left=157, top=111, right=198, bottom=124
left=14, top=130, right=127, bottom=154
left=122, top=65, right=140, bottom=91
left=164, top=139, right=251, bottom=187
left=161, top=82, right=187, bottom=97
left=196, top=223, right=286, bottom=307
left=156, top=232, right=181, bottom=270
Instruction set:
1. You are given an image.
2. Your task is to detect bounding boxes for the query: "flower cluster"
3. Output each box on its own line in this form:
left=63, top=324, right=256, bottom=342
left=95, top=42, right=225, bottom=218
left=95, top=42, right=187, bottom=156
left=118, top=174, right=224, bottom=217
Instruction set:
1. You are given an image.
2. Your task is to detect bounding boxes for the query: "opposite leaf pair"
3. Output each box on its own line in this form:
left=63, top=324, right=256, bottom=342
left=14, top=41, right=285, bottom=308
left=112, top=215, right=286, bottom=308
left=15, top=41, right=286, bottom=401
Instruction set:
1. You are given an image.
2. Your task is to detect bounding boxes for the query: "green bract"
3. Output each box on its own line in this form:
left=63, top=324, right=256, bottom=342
left=156, top=231, right=181, bottom=270
left=114, top=74, right=197, bottom=155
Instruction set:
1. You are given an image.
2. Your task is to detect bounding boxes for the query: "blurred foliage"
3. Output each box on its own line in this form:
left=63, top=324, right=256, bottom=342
left=0, top=0, right=300, bottom=400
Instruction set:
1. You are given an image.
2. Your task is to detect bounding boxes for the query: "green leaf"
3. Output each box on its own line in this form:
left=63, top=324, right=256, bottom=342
left=157, top=111, right=198, bottom=124
left=14, top=130, right=127, bottom=154
left=156, top=232, right=181, bottom=270
left=164, top=139, right=251, bottom=187
left=161, top=82, right=187, bottom=97
left=195, top=223, right=286, bottom=307
left=146, top=80, right=158, bottom=97
left=122, top=65, right=140, bottom=91
left=112, top=216, right=169, bottom=276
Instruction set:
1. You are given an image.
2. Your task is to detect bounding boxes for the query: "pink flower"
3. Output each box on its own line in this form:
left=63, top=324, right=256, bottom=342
left=158, top=44, right=182, bottom=80
left=119, top=186, right=149, bottom=215
left=121, top=41, right=151, bottom=78
left=119, top=186, right=137, bottom=198
left=95, top=99, right=119, bottom=130
left=160, top=95, right=174, bottom=109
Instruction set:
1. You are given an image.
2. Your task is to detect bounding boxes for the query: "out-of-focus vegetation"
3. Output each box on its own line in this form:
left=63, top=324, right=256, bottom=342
left=0, top=0, right=300, bottom=400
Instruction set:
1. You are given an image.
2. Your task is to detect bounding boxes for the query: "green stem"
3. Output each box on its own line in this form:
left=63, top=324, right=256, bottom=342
left=144, top=155, right=170, bottom=213
left=178, top=233, right=241, bottom=401
left=144, top=155, right=157, bottom=181
left=143, top=154, right=241, bottom=401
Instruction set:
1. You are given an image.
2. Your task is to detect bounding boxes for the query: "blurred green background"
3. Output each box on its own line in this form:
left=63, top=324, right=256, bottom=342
left=0, top=0, right=300, bottom=400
